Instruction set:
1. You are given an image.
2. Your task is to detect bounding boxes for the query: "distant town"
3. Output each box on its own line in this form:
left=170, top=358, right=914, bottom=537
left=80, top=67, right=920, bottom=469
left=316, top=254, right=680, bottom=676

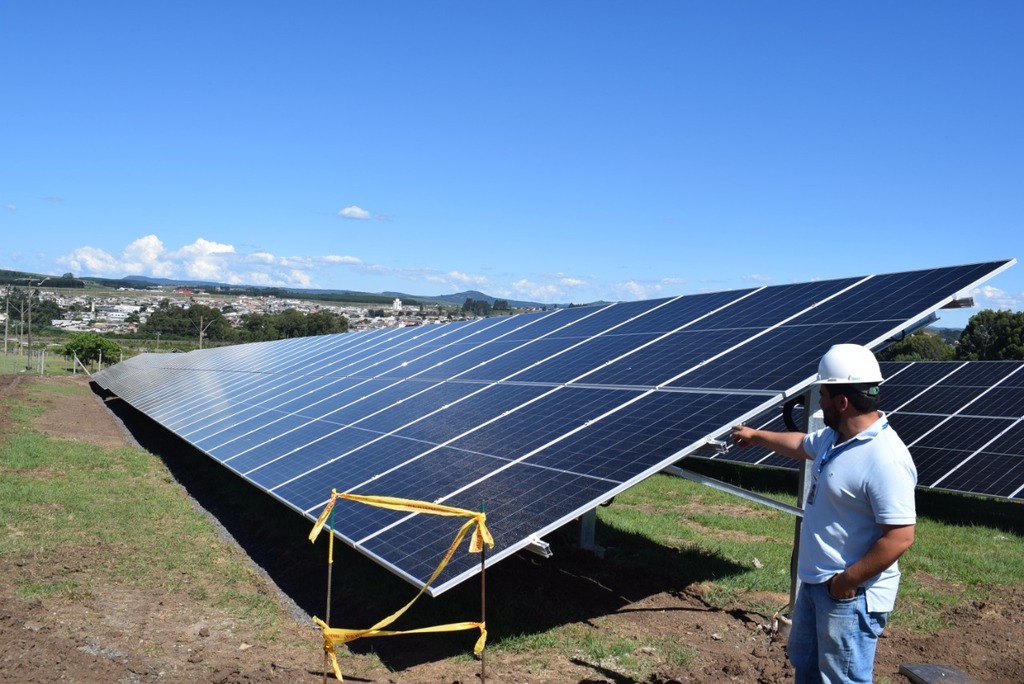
left=0, top=282, right=544, bottom=340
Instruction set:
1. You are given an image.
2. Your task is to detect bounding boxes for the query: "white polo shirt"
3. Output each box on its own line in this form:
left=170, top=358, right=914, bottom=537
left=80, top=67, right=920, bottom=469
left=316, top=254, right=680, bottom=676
left=800, top=412, right=917, bottom=612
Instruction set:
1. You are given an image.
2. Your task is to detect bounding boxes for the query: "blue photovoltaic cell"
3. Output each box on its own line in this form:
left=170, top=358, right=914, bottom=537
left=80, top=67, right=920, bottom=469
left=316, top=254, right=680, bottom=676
left=502, top=291, right=764, bottom=384
left=91, top=259, right=1015, bottom=593
left=357, top=464, right=621, bottom=586
left=444, top=387, right=645, bottom=461
left=269, top=438, right=479, bottom=510
left=527, top=392, right=772, bottom=482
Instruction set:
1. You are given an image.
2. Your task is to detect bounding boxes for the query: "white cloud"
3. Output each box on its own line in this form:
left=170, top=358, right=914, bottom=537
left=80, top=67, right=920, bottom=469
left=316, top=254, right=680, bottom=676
left=322, top=255, right=362, bottom=265
left=57, top=246, right=122, bottom=274
left=338, top=205, right=371, bottom=220
left=744, top=273, right=774, bottom=283
left=612, top=280, right=663, bottom=300
left=288, top=269, right=313, bottom=287
left=446, top=270, right=490, bottom=286
left=973, top=285, right=1023, bottom=311
left=511, top=279, right=566, bottom=300
left=169, top=238, right=236, bottom=280
left=502, top=272, right=593, bottom=302
left=57, top=235, right=365, bottom=289
left=122, top=235, right=175, bottom=277
left=4, top=204, right=15, bottom=211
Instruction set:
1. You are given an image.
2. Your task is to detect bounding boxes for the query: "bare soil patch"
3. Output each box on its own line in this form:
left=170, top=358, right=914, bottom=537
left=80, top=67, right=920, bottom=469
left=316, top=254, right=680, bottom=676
left=2, top=374, right=1023, bottom=683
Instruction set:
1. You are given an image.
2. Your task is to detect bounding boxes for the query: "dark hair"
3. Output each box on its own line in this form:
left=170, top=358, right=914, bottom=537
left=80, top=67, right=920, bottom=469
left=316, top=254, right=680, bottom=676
left=827, top=383, right=880, bottom=413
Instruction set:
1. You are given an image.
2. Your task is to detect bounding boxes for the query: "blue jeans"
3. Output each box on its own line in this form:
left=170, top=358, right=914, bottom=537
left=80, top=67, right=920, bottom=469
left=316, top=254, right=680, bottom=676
left=788, top=581, right=888, bottom=684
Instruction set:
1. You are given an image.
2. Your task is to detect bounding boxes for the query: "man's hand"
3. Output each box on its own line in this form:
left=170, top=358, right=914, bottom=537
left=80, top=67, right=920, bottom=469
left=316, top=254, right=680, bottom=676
left=730, top=425, right=810, bottom=461
left=731, top=424, right=758, bottom=448
left=826, top=572, right=857, bottom=600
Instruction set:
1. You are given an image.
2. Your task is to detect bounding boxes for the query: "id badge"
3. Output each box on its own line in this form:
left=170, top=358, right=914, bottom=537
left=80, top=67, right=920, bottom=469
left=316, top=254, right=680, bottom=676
left=807, top=481, right=817, bottom=505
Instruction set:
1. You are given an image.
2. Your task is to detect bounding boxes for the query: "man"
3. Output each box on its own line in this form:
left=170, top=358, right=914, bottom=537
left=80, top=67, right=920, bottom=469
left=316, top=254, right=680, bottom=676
left=731, top=343, right=916, bottom=684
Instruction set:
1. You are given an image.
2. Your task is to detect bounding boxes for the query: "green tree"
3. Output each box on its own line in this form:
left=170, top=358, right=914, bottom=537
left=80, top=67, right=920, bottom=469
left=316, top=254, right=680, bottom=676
left=957, top=309, right=1024, bottom=360
left=305, top=310, right=348, bottom=336
left=876, top=331, right=954, bottom=361
left=138, top=303, right=235, bottom=342
left=462, top=298, right=491, bottom=317
left=28, top=298, right=61, bottom=331
left=273, top=309, right=308, bottom=338
left=61, top=332, right=123, bottom=365
left=239, top=313, right=279, bottom=342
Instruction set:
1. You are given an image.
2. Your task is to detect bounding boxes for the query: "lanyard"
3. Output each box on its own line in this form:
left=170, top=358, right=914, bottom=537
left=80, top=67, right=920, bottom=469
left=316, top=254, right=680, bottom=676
left=808, top=422, right=888, bottom=505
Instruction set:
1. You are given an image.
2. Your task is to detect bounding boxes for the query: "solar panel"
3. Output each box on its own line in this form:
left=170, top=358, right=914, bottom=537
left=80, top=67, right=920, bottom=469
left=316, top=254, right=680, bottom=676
left=92, top=259, right=1014, bottom=594
left=709, top=359, right=1024, bottom=501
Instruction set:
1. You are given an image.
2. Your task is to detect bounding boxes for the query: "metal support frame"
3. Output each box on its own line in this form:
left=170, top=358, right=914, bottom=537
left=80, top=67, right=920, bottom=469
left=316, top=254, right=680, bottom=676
left=526, top=536, right=553, bottom=558
left=789, top=389, right=824, bottom=615
left=661, top=465, right=803, bottom=517
left=577, top=510, right=605, bottom=558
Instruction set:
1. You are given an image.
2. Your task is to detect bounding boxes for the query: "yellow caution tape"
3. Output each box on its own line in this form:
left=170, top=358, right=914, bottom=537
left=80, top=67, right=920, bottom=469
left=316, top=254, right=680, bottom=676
left=314, top=616, right=487, bottom=681
left=308, top=489, right=339, bottom=542
left=308, top=490, right=495, bottom=681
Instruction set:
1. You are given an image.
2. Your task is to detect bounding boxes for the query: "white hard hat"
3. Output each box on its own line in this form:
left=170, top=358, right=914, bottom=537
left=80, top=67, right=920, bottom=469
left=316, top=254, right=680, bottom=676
left=816, top=344, right=884, bottom=385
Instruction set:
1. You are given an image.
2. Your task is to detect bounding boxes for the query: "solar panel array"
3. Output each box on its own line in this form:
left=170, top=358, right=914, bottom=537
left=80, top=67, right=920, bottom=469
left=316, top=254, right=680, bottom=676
left=712, top=360, right=1024, bottom=500
left=92, top=260, right=1013, bottom=594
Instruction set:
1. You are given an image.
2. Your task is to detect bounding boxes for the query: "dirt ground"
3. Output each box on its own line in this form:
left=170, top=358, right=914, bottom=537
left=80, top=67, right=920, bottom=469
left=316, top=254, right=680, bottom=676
left=2, top=374, right=1023, bottom=683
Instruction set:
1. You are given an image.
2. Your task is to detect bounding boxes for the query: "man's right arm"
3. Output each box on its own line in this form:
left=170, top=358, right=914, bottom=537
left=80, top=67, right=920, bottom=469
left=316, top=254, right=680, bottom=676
left=731, top=425, right=811, bottom=461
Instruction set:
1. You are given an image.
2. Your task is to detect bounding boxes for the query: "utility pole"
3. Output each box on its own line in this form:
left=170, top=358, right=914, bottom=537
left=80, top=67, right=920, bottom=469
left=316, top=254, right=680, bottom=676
left=23, top=276, right=50, bottom=371
left=193, top=314, right=213, bottom=350
left=3, top=285, right=9, bottom=356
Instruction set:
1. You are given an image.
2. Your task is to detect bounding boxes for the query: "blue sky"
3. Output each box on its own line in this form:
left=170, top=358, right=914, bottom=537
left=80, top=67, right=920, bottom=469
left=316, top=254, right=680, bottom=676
left=2, top=2, right=1021, bottom=327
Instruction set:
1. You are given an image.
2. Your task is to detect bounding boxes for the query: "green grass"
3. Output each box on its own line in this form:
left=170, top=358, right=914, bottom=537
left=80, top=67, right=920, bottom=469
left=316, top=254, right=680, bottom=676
left=598, top=475, right=797, bottom=598
left=598, top=470, right=1024, bottom=633
left=0, top=380, right=290, bottom=634
left=3, top=376, right=1023, bottom=680
left=0, top=349, right=76, bottom=376
left=492, top=624, right=696, bottom=680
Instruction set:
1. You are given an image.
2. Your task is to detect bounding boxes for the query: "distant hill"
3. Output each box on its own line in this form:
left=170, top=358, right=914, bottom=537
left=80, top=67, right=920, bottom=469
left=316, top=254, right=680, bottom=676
left=926, top=326, right=964, bottom=344
left=383, top=289, right=551, bottom=309
left=110, top=276, right=553, bottom=310
left=0, top=268, right=86, bottom=289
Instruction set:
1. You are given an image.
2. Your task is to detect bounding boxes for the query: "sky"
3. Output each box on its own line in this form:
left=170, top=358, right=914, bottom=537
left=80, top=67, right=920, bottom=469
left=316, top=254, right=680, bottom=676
left=2, top=2, right=1021, bottom=328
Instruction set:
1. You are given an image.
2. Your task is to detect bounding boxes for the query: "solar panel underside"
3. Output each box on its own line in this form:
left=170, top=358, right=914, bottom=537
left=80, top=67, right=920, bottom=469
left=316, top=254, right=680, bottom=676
left=92, top=260, right=1014, bottom=594
left=709, top=358, right=1024, bottom=501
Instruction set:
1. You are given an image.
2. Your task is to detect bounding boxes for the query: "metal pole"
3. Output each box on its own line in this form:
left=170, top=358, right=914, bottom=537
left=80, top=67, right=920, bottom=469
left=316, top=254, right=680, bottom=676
left=789, top=389, right=822, bottom=614
left=3, top=286, right=9, bottom=355
left=480, top=500, right=487, bottom=684
left=23, top=276, right=49, bottom=370
left=323, top=507, right=335, bottom=684
left=25, top=284, right=32, bottom=370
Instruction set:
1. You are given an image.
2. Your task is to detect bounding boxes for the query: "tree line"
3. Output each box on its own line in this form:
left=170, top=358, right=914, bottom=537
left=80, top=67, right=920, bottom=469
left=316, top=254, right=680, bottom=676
left=56, top=302, right=349, bottom=365
left=877, top=309, right=1024, bottom=361
left=138, top=300, right=349, bottom=343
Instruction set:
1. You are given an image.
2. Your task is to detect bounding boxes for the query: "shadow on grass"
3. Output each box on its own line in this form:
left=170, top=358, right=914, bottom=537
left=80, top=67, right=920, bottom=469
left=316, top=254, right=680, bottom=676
left=683, top=454, right=1024, bottom=535
left=95, top=383, right=751, bottom=672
